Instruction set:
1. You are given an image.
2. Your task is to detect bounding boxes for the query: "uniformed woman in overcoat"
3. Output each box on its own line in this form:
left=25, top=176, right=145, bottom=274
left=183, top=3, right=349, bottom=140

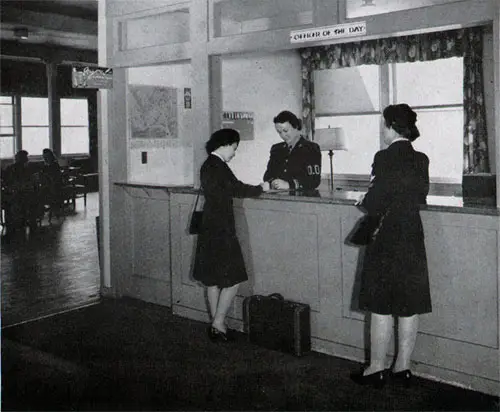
left=351, top=104, right=431, bottom=388
left=193, top=128, right=270, bottom=342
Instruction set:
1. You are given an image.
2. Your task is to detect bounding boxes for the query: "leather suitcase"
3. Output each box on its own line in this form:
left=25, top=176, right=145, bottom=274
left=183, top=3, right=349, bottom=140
left=243, top=293, right=311, bottom=357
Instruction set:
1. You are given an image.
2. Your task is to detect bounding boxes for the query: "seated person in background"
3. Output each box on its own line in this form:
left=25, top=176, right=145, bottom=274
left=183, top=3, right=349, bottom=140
left=263, top=110, right=322, bottom=191
left=2, top=150, right=39, bottom=234
left=39, top=148, right=63, bottom=214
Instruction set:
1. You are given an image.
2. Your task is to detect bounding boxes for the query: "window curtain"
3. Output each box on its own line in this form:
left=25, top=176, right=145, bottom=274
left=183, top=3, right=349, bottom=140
left=300, top=26, right=489, bottom=174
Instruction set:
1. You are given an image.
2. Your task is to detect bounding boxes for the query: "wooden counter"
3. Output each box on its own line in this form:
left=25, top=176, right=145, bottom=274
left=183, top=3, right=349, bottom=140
left=112, top=182, right=499, bottom=395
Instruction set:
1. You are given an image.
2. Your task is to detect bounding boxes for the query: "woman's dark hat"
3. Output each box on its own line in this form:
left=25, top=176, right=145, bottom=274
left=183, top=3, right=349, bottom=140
left=384, top=103, right=420, bottom=141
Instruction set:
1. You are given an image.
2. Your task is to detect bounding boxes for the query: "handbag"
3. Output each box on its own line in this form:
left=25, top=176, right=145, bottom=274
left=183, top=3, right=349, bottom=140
left=188, top=190, right=203, bottom=235
left=346, top=210, right=388, bottom=246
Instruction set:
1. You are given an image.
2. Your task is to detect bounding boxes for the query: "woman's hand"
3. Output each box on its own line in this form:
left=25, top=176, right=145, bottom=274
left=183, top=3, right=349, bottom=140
left=270, top=179, right=290, bottom=190
left=355, top=193, right=365, bottom=206
left=260, top=181, right=271, bottom=192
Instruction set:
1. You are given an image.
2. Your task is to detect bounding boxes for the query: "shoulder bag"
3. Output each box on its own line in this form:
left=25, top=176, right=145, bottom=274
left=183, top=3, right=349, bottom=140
left=346, top=209, right=389, bottom=246
left=189, top=190, right=203, bottom=235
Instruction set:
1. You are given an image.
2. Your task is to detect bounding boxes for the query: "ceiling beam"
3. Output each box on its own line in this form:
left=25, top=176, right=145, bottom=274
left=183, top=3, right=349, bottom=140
left=1, top=6, right=97, bottom=35
left=1, top=40, right=97, bottom=64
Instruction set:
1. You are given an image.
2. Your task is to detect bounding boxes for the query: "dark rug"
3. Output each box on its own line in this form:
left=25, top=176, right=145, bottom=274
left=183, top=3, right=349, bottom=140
left=1, top=298, right=498, bottom=411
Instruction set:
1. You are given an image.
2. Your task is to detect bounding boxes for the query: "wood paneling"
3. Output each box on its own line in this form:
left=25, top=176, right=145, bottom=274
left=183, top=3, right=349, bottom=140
left=243, top=207, right=321, bottom=311
left=167, top=191, right=499, bottom=395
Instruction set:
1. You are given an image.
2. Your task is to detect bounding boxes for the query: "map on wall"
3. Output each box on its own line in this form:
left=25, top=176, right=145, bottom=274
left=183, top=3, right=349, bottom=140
left=128, top=85, right=177, bottom=139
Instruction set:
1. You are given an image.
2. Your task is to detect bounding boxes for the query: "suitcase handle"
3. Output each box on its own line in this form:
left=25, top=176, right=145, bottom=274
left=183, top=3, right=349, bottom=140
left=268, top=293, right=284, bottom=300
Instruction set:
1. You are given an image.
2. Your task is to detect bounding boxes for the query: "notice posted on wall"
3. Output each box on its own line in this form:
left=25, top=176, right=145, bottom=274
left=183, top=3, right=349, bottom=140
left=290, top=21, right=367, bottom=44
left=72, top=66, right=113, bottom=89
left=221, top=111, right=254, bottom=141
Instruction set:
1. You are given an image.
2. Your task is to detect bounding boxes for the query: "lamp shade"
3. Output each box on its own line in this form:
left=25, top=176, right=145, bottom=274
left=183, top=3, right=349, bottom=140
left=314, top=127, right=347, bottom=151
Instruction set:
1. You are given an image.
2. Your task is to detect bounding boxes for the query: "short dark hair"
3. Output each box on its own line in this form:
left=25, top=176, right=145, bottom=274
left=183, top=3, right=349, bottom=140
left=383, top=103, right=420, bottom=141
left=42, top=148, right=56, bottom=162
left=273, top=110, right=302, bottom=131
left=15, top=150, right=29, bottom=163
left=205, top=128, right=240, bottom=154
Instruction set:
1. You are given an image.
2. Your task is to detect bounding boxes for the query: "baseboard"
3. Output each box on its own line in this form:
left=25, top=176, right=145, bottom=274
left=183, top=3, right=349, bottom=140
left=172, top=304, right=244, bottom=331
left=100, top=287, right=117, bottom=298
left=124, top=276, right=172, bottom=307
left=172, top=305, right=210, bottom=323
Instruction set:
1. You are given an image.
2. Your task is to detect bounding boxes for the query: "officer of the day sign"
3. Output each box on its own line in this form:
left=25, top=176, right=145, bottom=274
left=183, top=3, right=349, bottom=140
left=290, top=21, right=367, bottom=44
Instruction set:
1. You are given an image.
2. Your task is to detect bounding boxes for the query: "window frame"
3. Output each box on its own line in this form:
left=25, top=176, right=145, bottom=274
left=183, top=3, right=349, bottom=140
left=20, top=96, right=50, bottom=157
left=60, top=97, right=91, bottom=156
left=314, top=59, right=464, bottom=196
left=0, top=95, right=91, bottom=160
left=0, top=95, right=16, bottom=160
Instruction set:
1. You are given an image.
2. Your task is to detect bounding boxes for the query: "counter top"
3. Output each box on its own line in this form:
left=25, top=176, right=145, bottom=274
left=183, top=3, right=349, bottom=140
left=114, top=181, right=499, bottom=216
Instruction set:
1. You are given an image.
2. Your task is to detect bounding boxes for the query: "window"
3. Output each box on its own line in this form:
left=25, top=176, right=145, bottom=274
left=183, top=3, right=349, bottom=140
left=314, top=65, right=382, bottom=176
left=394, top=58, right=463, bottom=183
left=61, top=98, right=89, bottom=155
left=1, top=95, right=91, bottom=159
left=315, top=58, right=463, bottom=185
left=0, top=96, right=15, bottom=159
left=21, top=97, right=50, bottom=156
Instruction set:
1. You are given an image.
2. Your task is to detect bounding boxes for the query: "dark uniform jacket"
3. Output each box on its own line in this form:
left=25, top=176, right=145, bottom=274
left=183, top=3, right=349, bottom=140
left=200, top=154, right=263, bottom=237
left=263, top=137, right=321, bottom=190
left=193, top=154, right=263, bottom=288
left=358, top=140, right=431, bottom=316
left=361, top=140, right=429, bottom=215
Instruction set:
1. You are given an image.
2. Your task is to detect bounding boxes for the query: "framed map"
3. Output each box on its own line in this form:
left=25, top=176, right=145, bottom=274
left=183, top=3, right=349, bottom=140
left=128, top=85, right=178, bottom=139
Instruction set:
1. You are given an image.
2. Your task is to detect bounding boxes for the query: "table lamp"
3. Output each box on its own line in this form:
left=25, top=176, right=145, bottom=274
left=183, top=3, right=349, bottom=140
left=314, top=126, right=347, bottom=191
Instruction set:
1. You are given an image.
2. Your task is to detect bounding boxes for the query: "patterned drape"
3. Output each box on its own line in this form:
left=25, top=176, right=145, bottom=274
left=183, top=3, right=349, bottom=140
left=463, top=29, right=490, bottom=173
left=299, top=27, right=489, bottom=174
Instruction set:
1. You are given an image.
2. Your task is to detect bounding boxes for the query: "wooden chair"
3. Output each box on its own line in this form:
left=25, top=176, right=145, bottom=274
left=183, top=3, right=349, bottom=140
left=68, top=166, right=88, bottom=208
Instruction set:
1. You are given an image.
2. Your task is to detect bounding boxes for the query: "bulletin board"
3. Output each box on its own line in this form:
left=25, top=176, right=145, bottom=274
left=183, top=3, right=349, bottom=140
left=221, top=111, right=254, bottom=141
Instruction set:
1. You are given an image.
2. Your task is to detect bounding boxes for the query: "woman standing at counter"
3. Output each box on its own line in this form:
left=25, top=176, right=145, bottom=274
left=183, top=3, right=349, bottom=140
left=351, top=104, right=431, bottom=388
left=193, top=128, right=270, bottom=342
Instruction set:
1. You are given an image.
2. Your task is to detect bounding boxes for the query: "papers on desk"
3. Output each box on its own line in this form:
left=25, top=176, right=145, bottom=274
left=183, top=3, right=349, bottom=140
left=265, top=189, right=291, bottom=194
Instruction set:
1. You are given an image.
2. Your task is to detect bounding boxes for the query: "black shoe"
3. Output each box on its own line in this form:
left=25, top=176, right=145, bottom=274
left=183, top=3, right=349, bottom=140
left=207, top=326, right=230, bottom=343
left=225, top=328, right=238, bottom=341
left=350, top=369, right=387, bottom=389
left=391, top=369, right=412, bottom=387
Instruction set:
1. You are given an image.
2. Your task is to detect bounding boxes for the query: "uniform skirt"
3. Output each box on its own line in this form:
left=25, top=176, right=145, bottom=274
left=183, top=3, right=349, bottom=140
left=193, top=231, right=248, bottom=288
left=358, top=211, right=432, bottom=316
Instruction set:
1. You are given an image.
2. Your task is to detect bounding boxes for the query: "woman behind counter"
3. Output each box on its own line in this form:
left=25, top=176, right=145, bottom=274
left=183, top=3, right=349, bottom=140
left=351, top=104, right=431, bottom=388
left=263, top=110, right=321, bottom=191
left=193, top=128, right=270, bottom=342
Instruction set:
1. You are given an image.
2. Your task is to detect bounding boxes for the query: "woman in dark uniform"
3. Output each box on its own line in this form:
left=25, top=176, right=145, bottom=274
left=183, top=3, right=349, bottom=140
left=193, top=128, right=270, bottom=342
left=263, top=110, right=321, bottom=191
left=351, top=104, right=431, bottom=388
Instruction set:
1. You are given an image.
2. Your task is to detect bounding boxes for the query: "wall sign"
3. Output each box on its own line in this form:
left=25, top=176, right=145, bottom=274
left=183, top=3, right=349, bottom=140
left=72, top=65, right=113, bottom=89
left=290, top=21, right=367, bottom=44
left=184, top=87, right=192, bottom=109
left=222, top=111, right=254, bottom=141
